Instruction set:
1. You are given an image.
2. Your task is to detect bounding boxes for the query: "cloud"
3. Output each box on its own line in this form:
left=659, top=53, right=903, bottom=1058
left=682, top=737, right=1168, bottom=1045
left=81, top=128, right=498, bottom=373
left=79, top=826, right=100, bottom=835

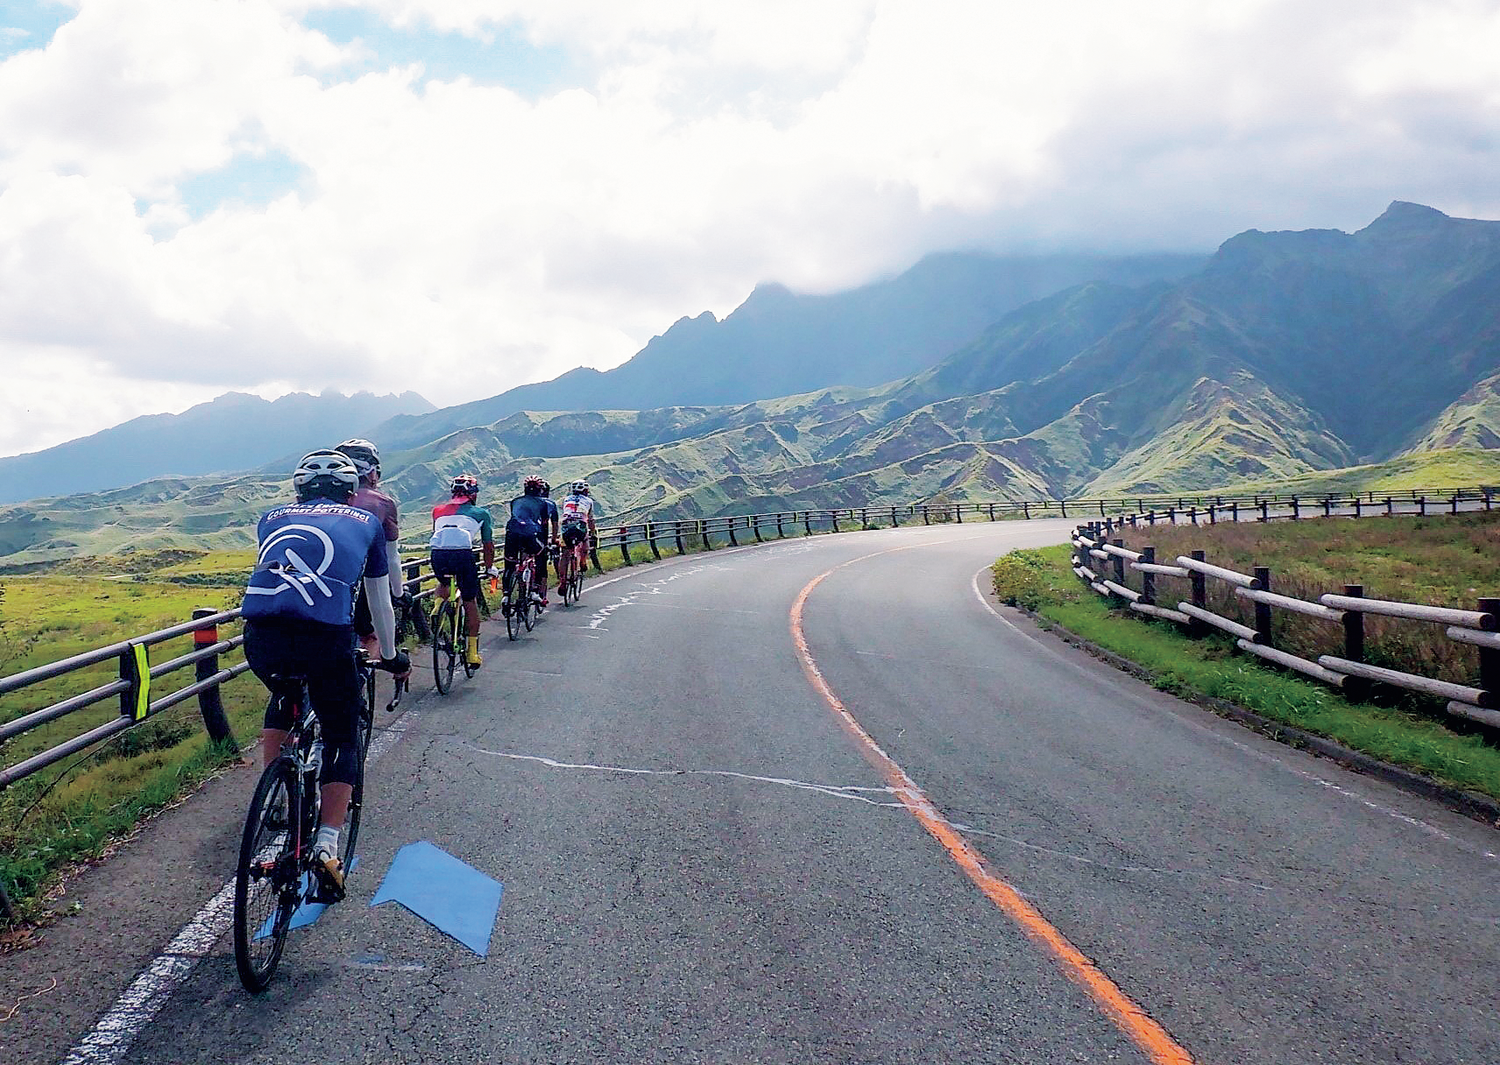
left=1, top=0, right=1498, bottom=456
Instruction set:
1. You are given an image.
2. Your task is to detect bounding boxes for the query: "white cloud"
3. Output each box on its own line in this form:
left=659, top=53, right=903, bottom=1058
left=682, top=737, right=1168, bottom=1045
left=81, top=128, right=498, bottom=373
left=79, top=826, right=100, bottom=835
left=0, top=0, right=1498, bottom=456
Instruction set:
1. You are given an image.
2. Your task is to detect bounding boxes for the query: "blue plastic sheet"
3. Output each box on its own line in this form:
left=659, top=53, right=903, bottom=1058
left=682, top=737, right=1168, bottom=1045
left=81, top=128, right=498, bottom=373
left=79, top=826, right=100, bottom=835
left=370, top=841, right=503, bottom=957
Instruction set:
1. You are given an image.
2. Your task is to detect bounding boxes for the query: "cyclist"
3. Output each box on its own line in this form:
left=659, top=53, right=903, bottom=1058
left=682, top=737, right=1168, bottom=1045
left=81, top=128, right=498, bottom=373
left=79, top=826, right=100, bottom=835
left=430, top=474, right=496, bottom=669
left=537, top=479, right=561, bottom=608
left=241, top=450, right=410, bottom=899
left=557, top=479, right=597, bottom=595
left=337, top=438, right=402, bottom=659
left=504, top=475, right=552, bottom=611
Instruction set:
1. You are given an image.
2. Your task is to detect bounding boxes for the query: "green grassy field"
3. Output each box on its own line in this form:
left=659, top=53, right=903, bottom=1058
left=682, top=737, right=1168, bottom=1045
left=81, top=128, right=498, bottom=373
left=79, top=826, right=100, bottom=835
left=0, top=558, right=264, bottom=919
left=993, top=517, right=1500, bottom=802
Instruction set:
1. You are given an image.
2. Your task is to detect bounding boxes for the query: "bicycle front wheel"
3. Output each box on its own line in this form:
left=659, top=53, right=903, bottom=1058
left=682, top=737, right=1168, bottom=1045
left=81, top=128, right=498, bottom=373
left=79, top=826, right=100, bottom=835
left=432, top=602, right=457, bottom=694
left=234, top=759, right=302, bottom=993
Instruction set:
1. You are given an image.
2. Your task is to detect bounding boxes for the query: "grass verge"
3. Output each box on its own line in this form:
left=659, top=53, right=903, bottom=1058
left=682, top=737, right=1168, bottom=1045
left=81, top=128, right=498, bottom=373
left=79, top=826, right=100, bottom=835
left=992, top=544, right=1500, bottom=805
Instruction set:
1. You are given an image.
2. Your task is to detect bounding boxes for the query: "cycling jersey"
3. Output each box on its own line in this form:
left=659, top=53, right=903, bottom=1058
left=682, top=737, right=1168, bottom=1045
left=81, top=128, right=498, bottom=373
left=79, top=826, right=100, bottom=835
left=506, top=494, right=551, bottom=538
left=430, top=497, right=494, bottom=550
left=242, top=502, right=389, bottom=627
left=560, top=493, right=594, bottom=528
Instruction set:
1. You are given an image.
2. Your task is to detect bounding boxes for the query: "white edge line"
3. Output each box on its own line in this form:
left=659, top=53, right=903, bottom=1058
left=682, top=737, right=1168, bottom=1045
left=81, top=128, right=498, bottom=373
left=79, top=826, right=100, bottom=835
left=968, top=565, right=1499, bottom=863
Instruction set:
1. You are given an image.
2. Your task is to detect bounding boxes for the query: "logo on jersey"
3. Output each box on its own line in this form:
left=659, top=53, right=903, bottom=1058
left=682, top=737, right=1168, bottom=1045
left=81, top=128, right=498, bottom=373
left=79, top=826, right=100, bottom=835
left=245, top=524, right=337, bottom=607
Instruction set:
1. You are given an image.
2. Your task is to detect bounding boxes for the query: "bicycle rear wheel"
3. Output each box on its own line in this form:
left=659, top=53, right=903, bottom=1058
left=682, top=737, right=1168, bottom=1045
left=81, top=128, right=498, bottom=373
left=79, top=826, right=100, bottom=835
left=345, top=670, right=376, bottom=866
left=503, top=573, right=522, bottom=640
left=520, top=564, right=537, bottom=632
left=234, top=759, right=302, bottom=993
left=432, top=602, right=457, bottom=694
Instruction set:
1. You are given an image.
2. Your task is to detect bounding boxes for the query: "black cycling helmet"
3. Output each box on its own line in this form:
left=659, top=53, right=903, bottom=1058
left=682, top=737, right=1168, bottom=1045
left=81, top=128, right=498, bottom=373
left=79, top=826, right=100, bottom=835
left=293, top=450, right=360, bottom=503
left=336, top=438, right=380, bottom=482
left=450, top=474, right=479, bottom=499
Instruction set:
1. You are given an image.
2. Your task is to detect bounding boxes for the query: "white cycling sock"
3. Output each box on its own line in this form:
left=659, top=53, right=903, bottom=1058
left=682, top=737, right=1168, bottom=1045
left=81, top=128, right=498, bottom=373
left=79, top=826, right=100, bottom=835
left=315, top=825, right=340, bottom=859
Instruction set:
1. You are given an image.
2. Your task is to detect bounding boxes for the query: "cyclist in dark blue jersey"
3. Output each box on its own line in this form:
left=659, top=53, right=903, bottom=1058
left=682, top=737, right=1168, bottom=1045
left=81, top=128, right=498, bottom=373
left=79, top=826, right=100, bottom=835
left=503, top=474, right=558, bottom=610
left=241, top=449, right=410, bottom=899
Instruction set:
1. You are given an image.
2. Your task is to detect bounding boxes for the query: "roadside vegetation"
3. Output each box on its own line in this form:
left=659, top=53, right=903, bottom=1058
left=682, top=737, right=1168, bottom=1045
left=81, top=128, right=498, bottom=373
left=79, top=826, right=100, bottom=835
left=992, top=512, right=1500, bottom=802
left=0, top=555, right=264, bottom=923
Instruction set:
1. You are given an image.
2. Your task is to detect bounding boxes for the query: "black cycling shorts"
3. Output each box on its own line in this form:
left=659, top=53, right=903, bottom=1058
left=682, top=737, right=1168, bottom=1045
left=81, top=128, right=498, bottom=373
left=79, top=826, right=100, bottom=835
left=352, top=583, right=373, bottom=637
left=243, top=618, right=361, bottom=786
left=561, top=524, right=589, bottom=547
left=431, top=547, right=481, bottom=600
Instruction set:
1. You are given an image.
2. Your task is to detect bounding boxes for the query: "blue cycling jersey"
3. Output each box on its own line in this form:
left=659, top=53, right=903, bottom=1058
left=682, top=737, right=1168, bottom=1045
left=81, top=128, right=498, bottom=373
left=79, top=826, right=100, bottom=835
left=507, top=494, right=552, bottom=537
left=241, top=501, right=389, bottom=626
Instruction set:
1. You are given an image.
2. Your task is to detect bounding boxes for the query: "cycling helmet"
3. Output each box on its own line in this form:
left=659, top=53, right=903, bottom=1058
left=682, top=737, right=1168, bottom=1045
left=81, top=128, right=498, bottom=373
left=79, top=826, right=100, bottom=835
left=539, top=479, right=551, bottom=497
left=570, top=480, right=589, bottom=495
left=293, top=450, right=360, bottom=503
left=335, top=438, right=380, bottom=480
left=522, top=474, right=545, bottom=496
left=450, top=474, right=479, bottom=499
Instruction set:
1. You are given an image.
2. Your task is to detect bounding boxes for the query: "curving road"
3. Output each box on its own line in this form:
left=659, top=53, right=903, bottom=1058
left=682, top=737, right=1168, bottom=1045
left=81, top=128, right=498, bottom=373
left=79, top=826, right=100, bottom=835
left=11, top=521, right=1500, bottom=1064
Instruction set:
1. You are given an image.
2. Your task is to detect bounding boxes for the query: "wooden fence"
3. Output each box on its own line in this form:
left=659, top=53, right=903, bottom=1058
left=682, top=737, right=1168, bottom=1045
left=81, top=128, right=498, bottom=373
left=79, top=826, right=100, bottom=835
left=1070, top=499, right=1499, bottom=731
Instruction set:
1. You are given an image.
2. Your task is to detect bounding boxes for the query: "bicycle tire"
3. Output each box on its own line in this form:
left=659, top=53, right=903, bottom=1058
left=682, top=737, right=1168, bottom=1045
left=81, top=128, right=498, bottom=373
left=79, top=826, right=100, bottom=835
left=503, top=572, right=521, bottom=640
left=520, top=563, right=536, bottom=632
left=234, top=758, right=302, bottom=993
left=432, top=602, right=456, bottom=694
left=345, top=669, right=376, bottom=867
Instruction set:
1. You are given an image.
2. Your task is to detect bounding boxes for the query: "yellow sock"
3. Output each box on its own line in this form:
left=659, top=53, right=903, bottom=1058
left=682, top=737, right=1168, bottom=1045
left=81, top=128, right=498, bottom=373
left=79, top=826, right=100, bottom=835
left=465, top=636, right=481, bottom=664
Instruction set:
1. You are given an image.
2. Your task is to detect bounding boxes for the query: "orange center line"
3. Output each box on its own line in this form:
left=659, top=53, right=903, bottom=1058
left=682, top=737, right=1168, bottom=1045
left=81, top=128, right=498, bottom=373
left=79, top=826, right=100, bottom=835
left=789, top=551, right=1197, bottom=1065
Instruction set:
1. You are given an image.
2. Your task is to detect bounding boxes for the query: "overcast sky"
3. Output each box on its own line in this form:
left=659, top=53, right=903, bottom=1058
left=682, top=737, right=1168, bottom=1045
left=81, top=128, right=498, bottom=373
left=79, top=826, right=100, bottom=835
left=2, top=0, right=1497, bottom=459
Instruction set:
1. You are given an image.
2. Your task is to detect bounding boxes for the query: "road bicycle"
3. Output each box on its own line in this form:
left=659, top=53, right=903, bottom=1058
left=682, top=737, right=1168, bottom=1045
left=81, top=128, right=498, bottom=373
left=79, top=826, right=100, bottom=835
left=557, top=534, right=590, bottom=606
left=502, top=550, right=543, bottom=640
left=233, top=651, right=406, bottom=992
left=430, top=585, right=486, bottom=694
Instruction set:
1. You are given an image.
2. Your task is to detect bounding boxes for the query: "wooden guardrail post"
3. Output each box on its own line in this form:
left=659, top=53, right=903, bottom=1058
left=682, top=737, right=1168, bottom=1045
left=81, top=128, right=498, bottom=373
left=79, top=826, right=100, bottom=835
left=832, top=510, right=841, bottom=533
left=988, top=503, right=997, bottom=521
left=922, top=505, right=930, bottom=526
left=590, top=534, right=604, bottom=569
left=1342, top=585, right=1364, bottom=663
left=1189, top=551, right=1208, bottom=637
left=1259, top=500, right=1269, bottom=522
left=752, top=515, right=763, bottom=543
left=699, top=519, right=713, bottom=551
left=1111, top=540, right=1126, bottom=585
left=1385, top=496, right=1394, bottom=515
left=1290, top=496, right=1300, bottom=520
left=727, top=519, right=739, bottom=546
left=890, top=506, right=899, bottom=527
left=1060, top=500, right=1068, bottom=518
left=1323, top=496, right=1333, bottom=517
left=1229, top=500, right=1238, bottom=522
left=1253, top=567, right=1273, bottom=647
left=1140, top=547, right=1156, bottom=604
left=618, top=527, right=634, bottom=565
left=1418, top=495, right=1426, bottom=516
left=192, top=608, right=236, bottom=748
left=776, top=512, right=786, bottom=538
left=675, top=521, right=686, bottom=555
left=1481, top=599, right=1500, bottom=696
left=646, top=521, right=663, bottom=560
left=1450, top=495, right=1459, bottom=515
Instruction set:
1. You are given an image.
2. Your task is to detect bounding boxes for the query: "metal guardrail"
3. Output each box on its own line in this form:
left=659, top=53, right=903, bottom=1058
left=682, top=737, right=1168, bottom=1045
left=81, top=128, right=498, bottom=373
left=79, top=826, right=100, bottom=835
left=1070, top=492, right=1499, bottom=733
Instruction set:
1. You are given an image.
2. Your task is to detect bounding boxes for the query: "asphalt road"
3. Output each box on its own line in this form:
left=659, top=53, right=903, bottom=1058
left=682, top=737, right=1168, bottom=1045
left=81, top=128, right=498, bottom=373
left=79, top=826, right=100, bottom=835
left=9, top=520, right=1500, bottom=1064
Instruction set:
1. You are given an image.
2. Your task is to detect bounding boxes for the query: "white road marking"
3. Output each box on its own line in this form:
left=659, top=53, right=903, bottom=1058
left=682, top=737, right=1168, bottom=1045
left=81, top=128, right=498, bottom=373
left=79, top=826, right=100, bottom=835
left=969, top=566, right=1500, bottom=864
left=466, top=745, right=905, bottom=808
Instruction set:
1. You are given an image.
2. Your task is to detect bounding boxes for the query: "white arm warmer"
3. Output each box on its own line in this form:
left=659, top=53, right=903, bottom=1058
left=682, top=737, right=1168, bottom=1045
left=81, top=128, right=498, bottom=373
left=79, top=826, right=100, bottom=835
left=364, top=575, right=397, bottom=659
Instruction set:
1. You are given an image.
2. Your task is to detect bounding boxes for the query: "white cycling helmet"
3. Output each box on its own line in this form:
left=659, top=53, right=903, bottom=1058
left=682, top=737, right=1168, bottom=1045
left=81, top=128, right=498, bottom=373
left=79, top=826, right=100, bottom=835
left=293, top=450, right=360, bottom=502
left=335, top=438, right=380, bottom=480
left=571, top=480, right=589, bottom=495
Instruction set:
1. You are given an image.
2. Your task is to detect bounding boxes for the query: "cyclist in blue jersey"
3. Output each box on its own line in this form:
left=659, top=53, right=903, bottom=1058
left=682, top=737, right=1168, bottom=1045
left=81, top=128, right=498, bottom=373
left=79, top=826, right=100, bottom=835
left=242, top=450, right=410, bottom=900
left=503, top=474, right=556, bottom=611
left=537, top=479, right=561, bottom=607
